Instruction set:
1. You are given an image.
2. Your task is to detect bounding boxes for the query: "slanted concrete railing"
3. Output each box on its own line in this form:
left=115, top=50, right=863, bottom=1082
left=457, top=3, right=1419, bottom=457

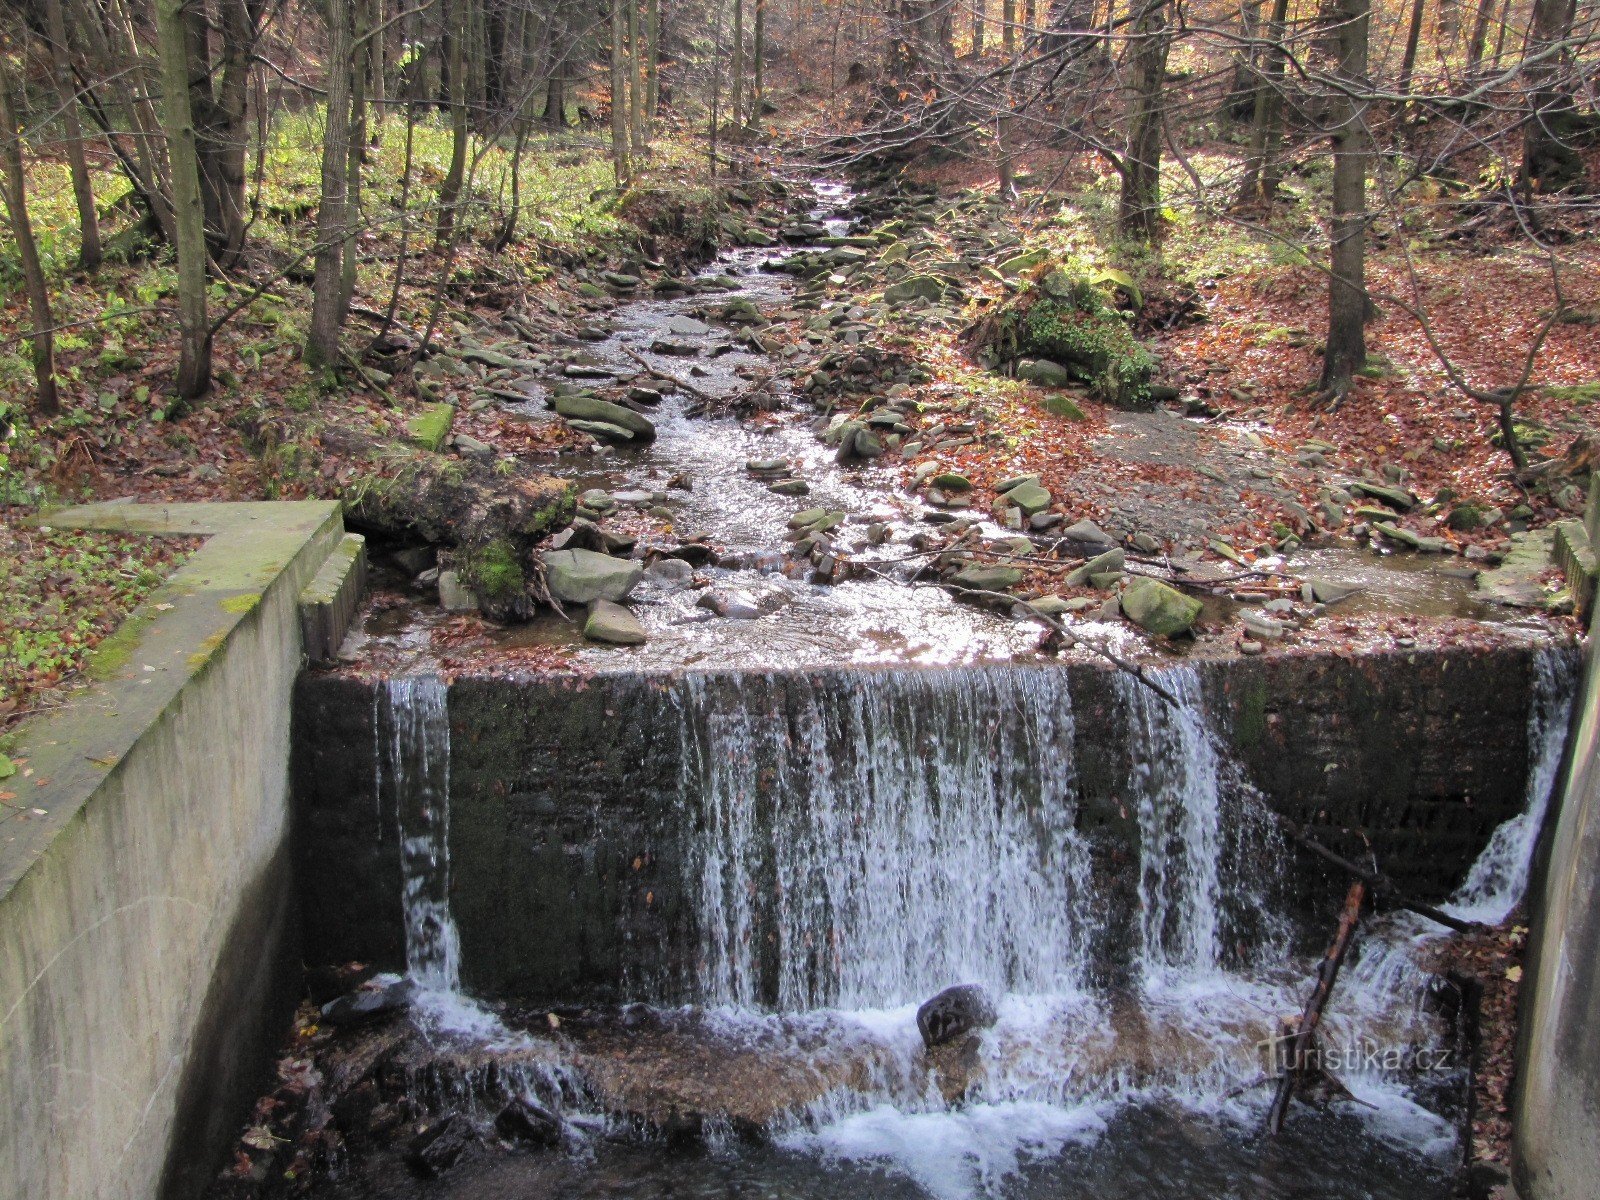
left=0, top=501, right=363, bottom=1200
left=1516, top=601, right=1600, bottom=1200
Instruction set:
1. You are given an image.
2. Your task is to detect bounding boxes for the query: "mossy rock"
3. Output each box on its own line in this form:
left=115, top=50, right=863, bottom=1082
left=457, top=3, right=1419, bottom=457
left=458, top=538, right=527, bottom=610
left=406, top=403, right=456, bottom=452
left=1019, top=300, right=1156, bottom=410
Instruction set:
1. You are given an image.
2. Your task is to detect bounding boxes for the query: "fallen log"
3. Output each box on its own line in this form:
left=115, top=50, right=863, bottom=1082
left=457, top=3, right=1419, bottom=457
left=1267, top=881, right=1366, bottom=1134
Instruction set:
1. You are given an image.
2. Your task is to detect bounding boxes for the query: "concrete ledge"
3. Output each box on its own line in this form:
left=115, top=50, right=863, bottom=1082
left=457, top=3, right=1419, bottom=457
left=0, top=501, right=344, bottom=1200
left=1552, top=519, right=1597, bottom=622
left=300, top=532, right=367, bottom=667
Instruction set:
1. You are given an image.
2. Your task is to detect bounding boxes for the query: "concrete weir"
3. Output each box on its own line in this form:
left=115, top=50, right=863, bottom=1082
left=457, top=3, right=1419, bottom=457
left=0, top=502, right=364, bottom=1200
left=294, top=643, right=1570, bottom=1008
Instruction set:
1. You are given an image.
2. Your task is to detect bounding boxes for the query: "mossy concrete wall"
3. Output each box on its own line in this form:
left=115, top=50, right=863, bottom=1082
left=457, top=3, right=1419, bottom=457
left=294, top=641, right=1563, bottom=1006
left=0, top=502, right=346, bottom=1200
left=1515, top=607, right=1600, bottom=1200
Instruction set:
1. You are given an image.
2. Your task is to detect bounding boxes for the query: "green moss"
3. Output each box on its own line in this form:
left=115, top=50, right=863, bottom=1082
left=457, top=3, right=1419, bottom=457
left=406, top=403, right=456, bottom=452
left=219, top=592, right=261, bottom=614
left=1042, top=393, right=1087, bottom=420
left=1017, top=296, right=1157, bottom=409
left=1546, top=382, right=1600, bottom=405
left=459, top=538, right=526, bottom=604
left=187, top=630, right=228, bottom=672
left=84, top=609, right=157, bottom=681
left=1233, top=677, right=1269, bottom=748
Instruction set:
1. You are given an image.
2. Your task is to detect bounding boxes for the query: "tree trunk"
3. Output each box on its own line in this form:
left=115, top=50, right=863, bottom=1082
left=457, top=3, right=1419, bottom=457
left=1520, top=0, right=1585, bottom=196
left=342, top=0, right=371, bottom=318
left=436, top=0, right=468, bottom=243
left=731, top=0, right=745, bottom=132
left=42, top=0, right=101, bottom=272
left=1003, top=0, right=1016, bottom=52
left=646, top=0, right=661, bottom=123
left=610, top=0, right=631, bottom=182
left=1236, top=0, right=1289, bottom=205
left=973, top=0, right=986, bottom=54
left=1118, top=0, right=1169, bottom=242
left=155, top=0, right=213, bottom=400
left=0, top=53, right=59, bottom=414
left=628, top=0, right=646, bottom=155
left=750, top=0, right=766, bottom=130
left=305, top=0, right=354, bottom=372
left=1320, top=0, right=1370, bottom=399
left=1396, top=0, right=1426, bottom=96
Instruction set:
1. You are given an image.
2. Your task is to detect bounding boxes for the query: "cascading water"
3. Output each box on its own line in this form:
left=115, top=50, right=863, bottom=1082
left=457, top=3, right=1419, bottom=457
left=382, top=675, right=461, bottom=994
left=1445, top=644, right=1577, bottom=924
left=678, top=667, right=1096, bottom=1011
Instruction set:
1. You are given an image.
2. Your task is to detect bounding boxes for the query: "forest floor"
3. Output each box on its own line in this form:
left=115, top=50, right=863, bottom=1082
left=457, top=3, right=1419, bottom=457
left=3, top=101, right=1598, bottom=714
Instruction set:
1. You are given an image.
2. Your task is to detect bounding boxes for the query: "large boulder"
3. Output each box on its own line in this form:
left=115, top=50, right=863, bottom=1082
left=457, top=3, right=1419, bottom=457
left=545, top=548, right=643, bottom=604
left=1016, top=358, right=1073, bottom=388
left=883, top=274, right=953, bottom=307
left=1120, top=576, right=1203, bottom=637
left=917, top=984, right=999, bottom=1049
left=554, top=395, right=657, bottom=443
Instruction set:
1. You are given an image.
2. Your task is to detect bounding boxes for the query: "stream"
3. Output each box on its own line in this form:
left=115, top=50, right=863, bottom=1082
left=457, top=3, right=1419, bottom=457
left=300, top=184, right=1582, bottom=1200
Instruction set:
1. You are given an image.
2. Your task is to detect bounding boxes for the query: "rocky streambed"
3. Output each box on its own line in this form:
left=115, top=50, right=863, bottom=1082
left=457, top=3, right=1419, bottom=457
left=340, top=175, right=1575, bottom=675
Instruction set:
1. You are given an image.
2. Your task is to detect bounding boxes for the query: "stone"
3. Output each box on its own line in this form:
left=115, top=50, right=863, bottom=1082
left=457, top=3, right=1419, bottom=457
left=1240, top=610, right=1290, bottom=640
left=1352, top=480, right=1417, bottom=511
left=320, top=976, right=414, bottom=1027
left=645, top=558, right=695, bottom=586
left=602, top=271, right=642, bottom=289
left=696, top=590, right=761, bottom=620
left=554, top=395, right=657, bottom=442
left=930, top=472, right=973, bottom=492
left=437, top=570, right=478, bottom=612
left=453, top=433, right=493, bottom=456
left=1066, top=548, right=1126, bottom=588
left=544, top=548, right=643, bottom=604
left=768, top=479, right=811, bottom=496
left=407, top=1114, right=475, bottom=1178
left=883, top=274, right=949, bottom=306
left=406, top=403, right=456, bottom=452
left=1120, top=576, right=1203, bottom=637
left=952, top=564, right=1025, bottom=591
left=1061, top=519, right=1117, bottom=551
left=584, top=600, right=648, bottom=645
left=1002, top=482, right=1052, bottom=516
left=495, top=1099, right=564, bottom=1148
left=1016, top=358, right=1073, bottom=388
left=1027, top=595, right=1074, bottom=617
left=666, top=315, right=712, bottom=337
left=917, top=984, right=999, bottom=1049
left=567, top=420, right=635, bottom=443
left=1308, top=577, right=1358, bottom=605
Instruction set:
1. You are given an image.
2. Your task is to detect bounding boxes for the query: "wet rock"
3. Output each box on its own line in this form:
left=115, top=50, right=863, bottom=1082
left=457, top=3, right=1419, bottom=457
left=602, top=271, right=642, bottom=289
left=664, top=542, right=717, bottom=567
left=568, top=419, right=636, bottom=444
left=584, top=600, right=648, bottom=645
left=917, top=984, right=998, bottom=1049
left=768, top=479, right=811, bottom=495
left=406, top=1114, right=476, bottom=1178
left=666, top=315, right=712, bottom=337
left=696, top=590, right=761, bottom=620
left=952, top=564, right=1024, bottom=591
left=644, top=558, right=695, bottom=587
left=554, top=395, right=657, bottom=442
left=1240, top=610, right=1291, bottom=640
left=649, top=339, right=699, bottom=357
left=494, top=1098, right=563, bottom=1149
left=320, top=976, right=414, bottom=1027
left=437, top=570, right=478, bottom=612
left=930, top=472, right=973, bottom=492
left=544, top=548, right=644, bottom=604
left=1120, top=576, right=1203, bottom=637
left=1308, top=577, right=1358, bottom=605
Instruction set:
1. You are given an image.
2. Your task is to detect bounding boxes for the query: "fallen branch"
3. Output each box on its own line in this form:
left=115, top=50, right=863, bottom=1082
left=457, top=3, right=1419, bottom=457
left=1267, top=880, right=1366, bottom=1134
left=621, top=346, right=715, bottom=401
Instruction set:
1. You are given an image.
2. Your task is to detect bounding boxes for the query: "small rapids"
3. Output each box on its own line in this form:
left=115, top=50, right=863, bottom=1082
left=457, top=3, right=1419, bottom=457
left=355, top=643, right=1577, bottom=1200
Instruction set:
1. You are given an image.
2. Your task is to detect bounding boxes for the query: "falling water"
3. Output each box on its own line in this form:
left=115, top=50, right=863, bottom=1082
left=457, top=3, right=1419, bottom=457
left=678, top=666, right=1096, bottom=1010
left=382, top=674, right=462, bottom=993
left=1446, top=644, right=1577, bottom=924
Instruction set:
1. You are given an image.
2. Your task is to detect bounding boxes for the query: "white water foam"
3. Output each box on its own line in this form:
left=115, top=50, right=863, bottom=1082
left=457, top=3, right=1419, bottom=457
left=1445, top=644, right=1577, bottom=925
left=678, top=666, right=1097, bottom=1010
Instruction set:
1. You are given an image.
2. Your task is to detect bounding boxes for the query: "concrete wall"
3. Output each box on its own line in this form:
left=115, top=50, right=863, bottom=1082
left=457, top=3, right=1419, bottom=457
left=0, top=502, right=346, bottom=1200
left=295, top=642, right=1563, bottom=1006
left=1515, top=608, right=1600, bottom=1200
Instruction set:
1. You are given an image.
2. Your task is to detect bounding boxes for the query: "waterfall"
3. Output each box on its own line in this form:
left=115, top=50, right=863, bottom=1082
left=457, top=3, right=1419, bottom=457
left=678, top=666, right=1096, bottom=1010
left=382, top=675, right=462, bottom=993
left=1445, top=644, right=1577, bottom=925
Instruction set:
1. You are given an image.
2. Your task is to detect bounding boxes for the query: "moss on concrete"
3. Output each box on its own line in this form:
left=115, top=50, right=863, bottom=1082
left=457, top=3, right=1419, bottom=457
left=406, top=403, right=456, bottom=452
